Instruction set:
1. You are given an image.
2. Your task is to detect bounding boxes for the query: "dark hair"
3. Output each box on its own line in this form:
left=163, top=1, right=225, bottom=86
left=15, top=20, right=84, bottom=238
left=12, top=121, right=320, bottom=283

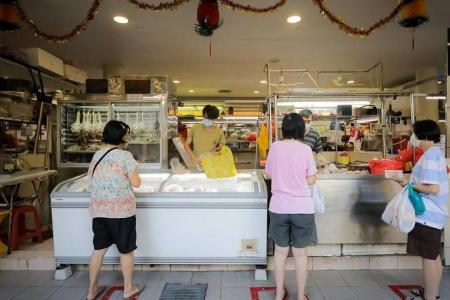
left=299, top=109, right=313, bottom=118
left=413, top=119, right=440, bottom=143
left=102, top=120, right=130, bottom=145
left=282, top=113, right=305, bottom=140
left=202, top=105, right=220, bottom=120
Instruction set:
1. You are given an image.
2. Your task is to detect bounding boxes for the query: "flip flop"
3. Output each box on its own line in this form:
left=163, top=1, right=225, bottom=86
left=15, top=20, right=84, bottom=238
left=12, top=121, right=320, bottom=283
left=86, top=286, right=106, bottom=300
left=123, top=283, right=145, bottom=300
left=411, top=289, right=440, bottom=300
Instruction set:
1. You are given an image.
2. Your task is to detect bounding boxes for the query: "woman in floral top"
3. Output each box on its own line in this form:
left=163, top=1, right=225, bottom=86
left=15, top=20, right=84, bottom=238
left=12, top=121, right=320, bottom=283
left=86, top=120, right=144, bottom=300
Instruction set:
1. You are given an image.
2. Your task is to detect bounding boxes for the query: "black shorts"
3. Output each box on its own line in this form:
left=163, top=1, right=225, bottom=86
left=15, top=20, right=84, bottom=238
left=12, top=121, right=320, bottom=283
left=92, top=216, right=137, bottom=254
left=269, top=212, right=317, bottom=248
left=407, top=222, right=443, bottom=260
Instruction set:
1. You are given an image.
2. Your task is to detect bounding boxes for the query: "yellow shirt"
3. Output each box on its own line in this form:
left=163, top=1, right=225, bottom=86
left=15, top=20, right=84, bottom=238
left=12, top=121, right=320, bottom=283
left=189, top=124, right=225, bottom=156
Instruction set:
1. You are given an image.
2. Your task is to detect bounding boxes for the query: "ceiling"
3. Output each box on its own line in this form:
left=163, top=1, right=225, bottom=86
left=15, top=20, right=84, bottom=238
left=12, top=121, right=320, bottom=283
left=1, top=0, right=449, bottom=97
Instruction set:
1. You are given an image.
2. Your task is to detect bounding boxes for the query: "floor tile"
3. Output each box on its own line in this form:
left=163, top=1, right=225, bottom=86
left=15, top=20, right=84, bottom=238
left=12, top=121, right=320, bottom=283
left=369, top=270, right=411, bottom=285
left=351, top=285, right=395, bottom=300
left=47, top=287, right=88, bottom=300
left=0, top=286, right=24, bottom=300
left=191, top=271, right=222, bottom=287
left=221, top=271, right=253, bottom=287
left=221, top=287, right=251, bottom=300
left=319, top=286, right=358, bottom=300
left=159, top=271, right=193, bottom=286
left=0, top=271, right=38, bottom=286
left=310, top=271, right=347, bottom=287
left=29, top=270, right=67, bottom=287
left=252, top=271, right=275, bottom=287
left=338, top=270, right=378, bottom=287
left=12, top=286, right=59, bottom=300
left=284, top=286, right=325, bottom=300
left=133, top=271, right=163, bottom=288
left=63, top=271, right=89, bottom=288
left=285, top=271, right=317, bottom=288
left=136, top=287, right=158, bottom=299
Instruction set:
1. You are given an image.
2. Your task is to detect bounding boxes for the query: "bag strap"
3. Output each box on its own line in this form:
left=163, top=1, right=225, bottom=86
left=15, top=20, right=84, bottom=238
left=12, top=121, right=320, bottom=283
left=91, top=147, right=118, bottom=176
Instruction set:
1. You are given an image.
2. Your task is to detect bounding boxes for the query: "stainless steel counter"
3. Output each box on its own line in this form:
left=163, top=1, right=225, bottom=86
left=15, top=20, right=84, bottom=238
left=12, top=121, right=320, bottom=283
left=315, top=175, right=404, bottom=244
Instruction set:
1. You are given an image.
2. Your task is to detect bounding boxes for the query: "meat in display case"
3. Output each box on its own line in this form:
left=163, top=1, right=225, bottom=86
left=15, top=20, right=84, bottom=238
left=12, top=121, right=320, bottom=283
left=57, top=96, right=177, bottom=168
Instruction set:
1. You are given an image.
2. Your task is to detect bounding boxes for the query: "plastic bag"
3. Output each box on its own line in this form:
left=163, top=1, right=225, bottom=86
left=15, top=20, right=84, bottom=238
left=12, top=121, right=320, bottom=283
left=257, top=124, right=269, bottom=159
left=311, top=185, right=325, bottom=214
left=201, top=146, right=237, bottom=179
left=408, top=184, right=425, bottom=215
left=369, top=158, right=405, bottom=174
left=381, top=186, right=415, bottom=233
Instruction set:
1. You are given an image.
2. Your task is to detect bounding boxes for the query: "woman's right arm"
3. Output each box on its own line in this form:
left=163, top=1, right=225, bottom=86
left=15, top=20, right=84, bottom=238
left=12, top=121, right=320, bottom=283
left=307, top=174, right=316, bottom=185
left=307, top=149, right=318, bottom=185
left=129, top=169, right=141, bottom=188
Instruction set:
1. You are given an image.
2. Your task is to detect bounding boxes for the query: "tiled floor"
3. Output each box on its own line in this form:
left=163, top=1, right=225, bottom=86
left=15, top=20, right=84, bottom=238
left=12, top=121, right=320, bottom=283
left=1, top=269, right=450, bottom=300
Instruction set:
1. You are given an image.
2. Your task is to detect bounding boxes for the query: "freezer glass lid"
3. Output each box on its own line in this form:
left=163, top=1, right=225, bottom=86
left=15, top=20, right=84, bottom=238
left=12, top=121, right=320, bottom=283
left=57, top=173, right=170, bottom=193
left=161, top=171, right=261, bottom=193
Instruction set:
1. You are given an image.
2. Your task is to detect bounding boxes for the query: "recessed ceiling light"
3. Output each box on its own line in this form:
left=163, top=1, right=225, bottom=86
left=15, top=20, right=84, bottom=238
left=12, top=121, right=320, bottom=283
left=253, top=90, right=260, bottom=94
left=173, top=80, right=180, bottom=84
left=287, top=15, right=302, bottom=24
left=437, top=80, right=443, bottom=84
left=188, top=90, right=195, bottom=93
left=113, top=16, right=129, bottom=24
left=347, top=80, right=355, bottom=84
left=260, top=80, right=267, bottom=84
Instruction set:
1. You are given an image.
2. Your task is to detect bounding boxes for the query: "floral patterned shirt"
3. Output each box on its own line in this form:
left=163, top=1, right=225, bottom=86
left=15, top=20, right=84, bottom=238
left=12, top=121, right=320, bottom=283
left=88, top=148, right=139, bottom=218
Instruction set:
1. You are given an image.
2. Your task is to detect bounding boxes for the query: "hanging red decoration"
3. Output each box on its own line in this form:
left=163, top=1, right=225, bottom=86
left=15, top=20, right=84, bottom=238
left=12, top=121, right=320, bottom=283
left=195, top=0, right=222, bottom=37
left=0, top=0, right=19, bottom=31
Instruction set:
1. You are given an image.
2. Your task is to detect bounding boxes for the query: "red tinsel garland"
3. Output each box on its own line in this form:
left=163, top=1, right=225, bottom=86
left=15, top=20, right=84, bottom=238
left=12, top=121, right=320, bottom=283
left=312, top=0, right=410, bottom=37
left=15, top=0, right=102, bottom=43
left=219, top=0, right=286, bottom=13
left=127, top=0, right=190, bottom=11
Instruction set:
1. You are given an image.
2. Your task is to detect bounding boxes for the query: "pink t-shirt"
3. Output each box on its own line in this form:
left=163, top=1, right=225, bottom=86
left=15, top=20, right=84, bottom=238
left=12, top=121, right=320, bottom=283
left=265, top=140, right=317, bottom=214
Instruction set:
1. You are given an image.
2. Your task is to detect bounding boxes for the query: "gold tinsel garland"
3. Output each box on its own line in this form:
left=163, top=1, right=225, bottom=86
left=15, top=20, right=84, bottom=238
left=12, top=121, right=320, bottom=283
left=15, top=0, right=103, bottom=43
left=219, top=0, right=287, bottom=13
left=312, top=0, right=410, bottom=37
left=127, top=0, right=190, bottom=11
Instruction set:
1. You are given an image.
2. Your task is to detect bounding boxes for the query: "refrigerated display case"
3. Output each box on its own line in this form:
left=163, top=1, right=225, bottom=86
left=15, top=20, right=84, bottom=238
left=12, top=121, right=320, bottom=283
left=50, top=170, right=267, bottom=266
left=57, top=95, right=177, bottom=169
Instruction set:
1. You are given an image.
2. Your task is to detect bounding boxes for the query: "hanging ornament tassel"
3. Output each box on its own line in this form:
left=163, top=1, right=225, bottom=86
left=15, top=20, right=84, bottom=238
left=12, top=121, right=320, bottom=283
left=412, top=28, right=415, bottom=51
left=209, top=38, right=212, bottom=57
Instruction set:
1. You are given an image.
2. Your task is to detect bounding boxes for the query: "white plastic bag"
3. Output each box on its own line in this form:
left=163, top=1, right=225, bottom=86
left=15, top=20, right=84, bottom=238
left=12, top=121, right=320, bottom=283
left=381, top=186, right=415, bottom=233
left=311, top=185, right=325, bottom=214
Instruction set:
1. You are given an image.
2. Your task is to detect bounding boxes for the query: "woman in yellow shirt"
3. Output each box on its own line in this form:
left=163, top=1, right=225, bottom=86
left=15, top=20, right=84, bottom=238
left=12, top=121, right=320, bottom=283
left=184, top=105, right=225, bottom=167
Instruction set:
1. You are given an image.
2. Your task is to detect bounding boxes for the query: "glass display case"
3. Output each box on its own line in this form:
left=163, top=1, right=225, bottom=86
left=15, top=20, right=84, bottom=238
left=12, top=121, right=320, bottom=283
left=57, top=95, right=177, bottom=169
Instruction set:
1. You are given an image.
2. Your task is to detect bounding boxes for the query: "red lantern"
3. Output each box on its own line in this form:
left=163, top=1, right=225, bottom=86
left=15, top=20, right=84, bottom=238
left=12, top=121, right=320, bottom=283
left=195, top=0, right=222, bottom=37
left=0, top=0, right=19, bottom=32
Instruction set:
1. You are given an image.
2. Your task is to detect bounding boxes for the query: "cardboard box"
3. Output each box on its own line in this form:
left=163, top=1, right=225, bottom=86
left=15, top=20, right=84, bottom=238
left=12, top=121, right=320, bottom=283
left=64, top=64, right=87, bottom=84
left=22, top=48, right=64, bottom=76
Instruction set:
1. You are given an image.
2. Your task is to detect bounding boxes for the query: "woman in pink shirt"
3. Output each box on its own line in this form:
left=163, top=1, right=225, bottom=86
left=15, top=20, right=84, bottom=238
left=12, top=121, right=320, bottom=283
left=265, top=113, right=318, bottom=300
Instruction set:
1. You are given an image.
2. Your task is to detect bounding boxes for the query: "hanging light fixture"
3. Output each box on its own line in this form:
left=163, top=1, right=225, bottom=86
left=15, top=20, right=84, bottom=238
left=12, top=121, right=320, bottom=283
left=397, top=0, right=428, bottom=50
left=0, top=0, right=19, bottom=31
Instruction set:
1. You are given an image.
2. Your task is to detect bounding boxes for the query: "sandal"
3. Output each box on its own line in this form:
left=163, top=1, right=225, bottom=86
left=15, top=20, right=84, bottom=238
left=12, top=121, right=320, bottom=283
left=86, top=286, right=106, bottom=300
left=410, top=289, right=441, bottom=300
left=123, top=283, right=145, bottom=300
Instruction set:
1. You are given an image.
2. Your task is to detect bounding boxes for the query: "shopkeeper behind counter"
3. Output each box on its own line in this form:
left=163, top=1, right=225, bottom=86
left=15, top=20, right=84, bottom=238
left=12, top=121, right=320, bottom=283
left=299, top=109, right=322, bottom=153
left=184, top=105, right=225, bottom=167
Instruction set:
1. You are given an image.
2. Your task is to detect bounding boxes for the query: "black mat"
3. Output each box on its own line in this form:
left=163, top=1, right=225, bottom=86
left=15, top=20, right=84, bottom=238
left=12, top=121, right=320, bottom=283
left=159, top=283, right=208, bottom=300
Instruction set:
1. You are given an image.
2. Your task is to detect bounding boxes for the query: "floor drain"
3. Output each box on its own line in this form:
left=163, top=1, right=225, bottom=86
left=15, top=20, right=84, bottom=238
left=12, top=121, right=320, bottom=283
left=160, top=282, right=207, bottom=300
